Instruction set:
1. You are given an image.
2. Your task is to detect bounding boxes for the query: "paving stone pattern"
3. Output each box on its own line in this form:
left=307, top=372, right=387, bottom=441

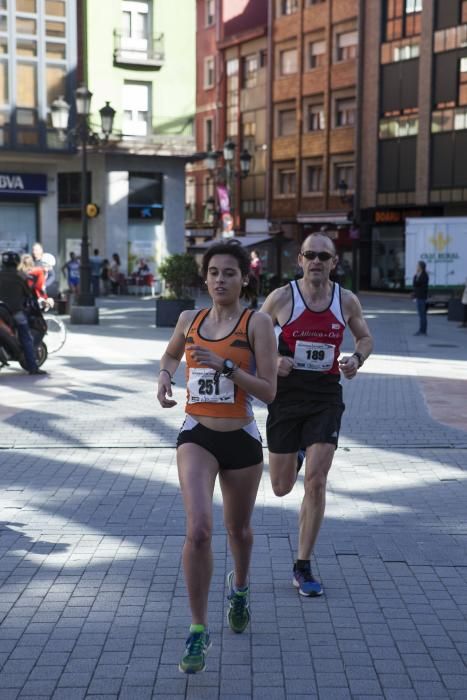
left=0, top=293, right=466, bottom=699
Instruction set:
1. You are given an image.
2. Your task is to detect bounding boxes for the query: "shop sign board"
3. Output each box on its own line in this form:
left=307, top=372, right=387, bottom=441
left=405, top=217, right=467, bottom=288
left=0, top=173, right=47, bottom=196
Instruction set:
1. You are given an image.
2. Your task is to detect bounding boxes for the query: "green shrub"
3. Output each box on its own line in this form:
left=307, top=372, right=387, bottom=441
left=158, top=253, right=199, bottom=299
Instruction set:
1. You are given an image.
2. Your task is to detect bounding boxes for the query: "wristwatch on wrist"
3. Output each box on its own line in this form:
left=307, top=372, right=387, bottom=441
left=352, top=352, right=364, bottom=368
left=221, top=358, right=236, bottom=377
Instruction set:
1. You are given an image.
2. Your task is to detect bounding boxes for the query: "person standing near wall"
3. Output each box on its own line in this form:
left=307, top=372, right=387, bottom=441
left=413, top=260, right=429, bottom=336
left=459, top=277, right=467, bottom=329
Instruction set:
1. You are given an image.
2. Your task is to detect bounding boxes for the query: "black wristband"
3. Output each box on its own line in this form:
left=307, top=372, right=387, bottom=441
left=352, top=352, right=364, bottom=368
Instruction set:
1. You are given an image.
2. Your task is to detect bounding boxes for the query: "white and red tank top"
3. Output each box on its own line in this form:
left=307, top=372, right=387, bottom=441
left=277, top=280, right=346, bottom=376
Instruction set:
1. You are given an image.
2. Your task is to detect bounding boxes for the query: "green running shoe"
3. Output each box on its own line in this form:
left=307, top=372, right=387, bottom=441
left=226, top=570, right=250, bottom=633
left=178, top=629, right=211, bottom=674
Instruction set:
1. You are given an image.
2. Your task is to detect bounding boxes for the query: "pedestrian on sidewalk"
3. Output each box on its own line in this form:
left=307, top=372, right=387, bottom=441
left=459, top=278, right=467, bottom=328
left=89, top=248, right=103, bottom=297
left=109, top=253, right=121, bottom=294
left=248, top=249, right=262, bottom=309
left=62, top=251, right=80, bottom=295
left=157, top=240, right=277, bottom=674
left=261, top=232, right=373, bottom=597
left=413, top=260, right=429, bottom=335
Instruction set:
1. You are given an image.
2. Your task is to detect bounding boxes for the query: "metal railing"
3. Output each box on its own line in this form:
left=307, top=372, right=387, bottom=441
left=113, top=31, right=164, bottom=68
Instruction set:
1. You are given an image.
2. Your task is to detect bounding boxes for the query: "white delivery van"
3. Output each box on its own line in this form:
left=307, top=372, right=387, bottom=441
left=405, top=217, right=467, bottom=290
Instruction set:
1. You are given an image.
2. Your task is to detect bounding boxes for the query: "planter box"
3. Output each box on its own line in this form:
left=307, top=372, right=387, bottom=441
left=447, top=298, right=465, bottom=322
left=155, top=299, right=195, bottom=327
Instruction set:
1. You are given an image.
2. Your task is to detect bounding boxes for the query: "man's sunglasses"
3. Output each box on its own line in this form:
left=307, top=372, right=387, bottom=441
left=300, top=250, right=334, bottom=261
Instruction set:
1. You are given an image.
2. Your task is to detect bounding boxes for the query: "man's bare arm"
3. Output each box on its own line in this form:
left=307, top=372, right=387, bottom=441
left=339, top=292, right=373, bottom=379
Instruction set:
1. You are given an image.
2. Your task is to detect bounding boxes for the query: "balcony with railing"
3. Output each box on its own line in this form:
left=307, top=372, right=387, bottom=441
left=113, top=31, right=164, bottom=69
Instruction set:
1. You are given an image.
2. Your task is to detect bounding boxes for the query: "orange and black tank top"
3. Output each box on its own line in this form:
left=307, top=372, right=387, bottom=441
left=185, top=308, right=256, bottom=418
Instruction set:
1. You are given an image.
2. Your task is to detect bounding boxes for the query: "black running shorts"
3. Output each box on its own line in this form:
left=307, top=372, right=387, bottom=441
left=177, top=415, right=263, bottom=470
left=266, top=399, right=345, bottom=454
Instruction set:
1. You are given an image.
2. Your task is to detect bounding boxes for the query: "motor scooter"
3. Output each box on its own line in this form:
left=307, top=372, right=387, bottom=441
left=0, top=301, right=47, bottom=371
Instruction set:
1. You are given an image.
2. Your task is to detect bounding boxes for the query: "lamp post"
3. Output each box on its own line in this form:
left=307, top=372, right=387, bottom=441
left=51, top=86, right=115, bottom=324
left=338, top=179, right=359, bottom=294
left=204, top=141, right=252, bottom=237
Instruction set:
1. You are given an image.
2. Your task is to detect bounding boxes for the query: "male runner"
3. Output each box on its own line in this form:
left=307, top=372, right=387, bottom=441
left=261, top=232, right=373, bottom=596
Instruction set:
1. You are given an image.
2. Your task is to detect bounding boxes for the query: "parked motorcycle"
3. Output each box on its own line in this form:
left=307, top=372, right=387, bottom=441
left=0, top=301, right=48, bottom=371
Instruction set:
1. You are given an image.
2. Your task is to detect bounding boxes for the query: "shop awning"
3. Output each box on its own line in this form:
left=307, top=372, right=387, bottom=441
left=188, top=233, right=274, bottom=250
left=297, top=212, right=351, bottom=225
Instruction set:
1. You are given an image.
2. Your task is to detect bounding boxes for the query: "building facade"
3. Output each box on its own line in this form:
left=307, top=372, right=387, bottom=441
left=187, top=0, right=360, bottom=286
left=61, top=0, right=196, bottom=278
left=0, top=0, right=77, bottom=257
left=186, top=0, right=269, bottom=263
left=360, top=0, right=467, bottom=290
left=0, top=0, right=195, bottom=283
left=270, top=0, right=359, bottom=283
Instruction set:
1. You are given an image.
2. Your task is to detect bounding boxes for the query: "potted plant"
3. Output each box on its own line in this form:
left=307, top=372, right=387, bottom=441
left=156, top=253, right=199, bottom=326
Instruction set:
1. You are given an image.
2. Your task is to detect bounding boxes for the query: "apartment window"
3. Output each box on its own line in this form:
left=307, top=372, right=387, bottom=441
left=379, top=114, right=419, bottom=138
left=278, top=167, right=296, bottom=194
left=381, top=38, right=420, bottom=63
left=385, top=0, right=422, bottom=40
left=336, top=98, right=356, bottom=127
left=334, top=162, right=355, bottom=190
left=280, top=0, right=298, bottom=16
left=307, top=0, right=325, bottom=4
left=243, top=53, right=258, bottom=88
left=434, top=25, right=467, bottom=53
left=206, top=0, right=215, bottom=26
left=242, top=199, right=265, bottom=214
left=122, top=82, right=150, bottom=136
left=431, top=109, right=454, bottom=132
left=454, top=106, right=467, bottom=129
left=308, top=40, right=325, bottom=69
left=204, top=56, right=215, bottom=89
left=406, top=0, right=422, bottom=12
left=58, top=172, right=91, bottom=208
left=243, top=120, right=256, bottom=136
left=185, top=177, right=195, bottom=222
left=278, top=108, right=296, bottom=136
left=122, top=0, right=149, bottom=55
left=204, top=117, right=213, bottom=150
left=459, top=57, right=467, bottom=106
left=226, top=58, right=239, bottom=137
left=336, top=31, right=357, bottom=62
left=305, top=163, right=324, bottom=193
left=307, top=103, right=325, bottom=131
left=280, top=48, right=297, bottom=75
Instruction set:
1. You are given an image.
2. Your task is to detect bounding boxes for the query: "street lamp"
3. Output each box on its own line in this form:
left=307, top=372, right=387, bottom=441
left=51, top=86, right=115, bottom=324
left=204, top=141, right=252, bottom=237
left=338, top=179, right=359, bottom=294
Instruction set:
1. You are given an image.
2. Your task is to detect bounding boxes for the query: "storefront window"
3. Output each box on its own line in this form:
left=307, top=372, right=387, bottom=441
left=371, top=225, right=405, bottom=289
left=0, top=202, right=37, bottom=253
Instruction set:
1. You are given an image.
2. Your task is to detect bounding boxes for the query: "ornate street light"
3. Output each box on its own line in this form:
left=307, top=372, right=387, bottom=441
left=51, top=85, right=116, bottom=323
left=99, top=101, right=116, bottom=139
left=50, top=95, right=70, bottom=131
left=223, top=138, right=236, bottom=162
left=338, top=179, right=350, bottom=201
left=239, top=149, right=252, bottom=178
left=75, top=84, right=93, bottom=116
left=204, top=149, right=218, bottom=172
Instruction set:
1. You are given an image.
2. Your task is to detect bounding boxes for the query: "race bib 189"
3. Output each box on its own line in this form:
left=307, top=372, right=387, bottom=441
left=187, top=367, right=235, bottom=404
left=293, top=340, right=334, bottom=372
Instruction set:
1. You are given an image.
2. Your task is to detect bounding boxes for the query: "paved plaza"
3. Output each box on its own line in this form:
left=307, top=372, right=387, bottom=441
left=0, top=292, right=466, bottom=700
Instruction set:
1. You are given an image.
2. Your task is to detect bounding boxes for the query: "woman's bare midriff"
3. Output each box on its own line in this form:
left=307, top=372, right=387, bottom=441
left=190, top=414, right=254, bottom=432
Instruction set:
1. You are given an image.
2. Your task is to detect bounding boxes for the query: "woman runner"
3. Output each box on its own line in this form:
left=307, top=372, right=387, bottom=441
left=157, top=241, right=277, bottom=674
